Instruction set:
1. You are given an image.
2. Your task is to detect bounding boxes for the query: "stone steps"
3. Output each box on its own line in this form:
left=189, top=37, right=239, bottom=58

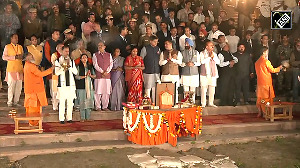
left=0, top=120, right=298, bottom=148
left=1, top=129, right=299, bottom=161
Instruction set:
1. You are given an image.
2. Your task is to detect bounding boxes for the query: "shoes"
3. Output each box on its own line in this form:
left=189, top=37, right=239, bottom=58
left=14, top=103, right=22, bottom=107
left=67, top=120, right=72, bottom=123
left=60, top=121, right=65, bottom=124
left=102, top=108, right=110, bottom=111
left=208, top=104, right=218, bottom=108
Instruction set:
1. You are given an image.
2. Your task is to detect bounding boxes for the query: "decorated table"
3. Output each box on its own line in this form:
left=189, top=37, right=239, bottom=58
left=123, top=106, right=202, bottom=146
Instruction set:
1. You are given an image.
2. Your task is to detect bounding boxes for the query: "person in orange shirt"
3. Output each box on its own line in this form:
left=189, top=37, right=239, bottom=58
left=255, top=46, right=283, bottom=117
left=24, top=53, right=54, bottom=126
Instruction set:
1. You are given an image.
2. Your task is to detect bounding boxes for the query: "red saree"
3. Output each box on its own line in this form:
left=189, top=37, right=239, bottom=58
left=125, top=55, right=144, bottom=104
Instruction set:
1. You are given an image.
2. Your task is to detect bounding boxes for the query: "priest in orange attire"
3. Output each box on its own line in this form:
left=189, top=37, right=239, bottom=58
left=24, top=53, right=54, bottom=126
left=255, top=46, right=282, bottom=117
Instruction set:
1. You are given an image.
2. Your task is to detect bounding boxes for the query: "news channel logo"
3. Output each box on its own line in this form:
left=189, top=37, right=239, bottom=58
left=271, top=11, right=292, bottom=30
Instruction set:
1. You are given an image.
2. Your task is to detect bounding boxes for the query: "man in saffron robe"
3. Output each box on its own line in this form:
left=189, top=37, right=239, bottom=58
left=24, top=53, right=53, bottom=126
left=93, top=41, right=113, bottom=111
left=255, top=46, right=282, bottom=117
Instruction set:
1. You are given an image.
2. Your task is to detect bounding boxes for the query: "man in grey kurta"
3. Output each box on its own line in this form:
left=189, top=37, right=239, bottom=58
left=140, top=35, right=161, bottom=103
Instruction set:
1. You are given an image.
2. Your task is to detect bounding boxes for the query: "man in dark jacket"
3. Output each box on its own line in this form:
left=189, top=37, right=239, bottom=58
left=234, top=43, right=254, bottom=105
left=140, top=35, right=161, bottom=102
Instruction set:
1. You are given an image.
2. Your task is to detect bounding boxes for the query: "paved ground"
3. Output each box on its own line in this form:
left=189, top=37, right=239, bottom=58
left=0, top=136, right=299, bottom=168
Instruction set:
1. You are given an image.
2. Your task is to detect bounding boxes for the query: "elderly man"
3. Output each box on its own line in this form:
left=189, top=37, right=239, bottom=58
left=159, top=40, right=183, bottom=103
left=71, top=39, right=92, bottom=65
left=24, top=53, right=53, bottom=126
left=200, top=41, right=220, bottom=108
left=255, top=46, right=282, bottom=117
left=180, top=38, right=200, bottom=103
left=55, top=46, right=78, bottom=124
left=93, top=41, right=113, bottom=111
left=2, top=34, right=23, bottom=107
left=0, top=4, right=21, bottom=49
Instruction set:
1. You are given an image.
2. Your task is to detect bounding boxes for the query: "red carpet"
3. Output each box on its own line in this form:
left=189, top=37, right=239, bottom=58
left=0, top=113, right=299, bottom=135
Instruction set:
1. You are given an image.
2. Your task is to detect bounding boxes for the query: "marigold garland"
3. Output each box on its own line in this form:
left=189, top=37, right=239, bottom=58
left=123, top=106, right=202, bottom=138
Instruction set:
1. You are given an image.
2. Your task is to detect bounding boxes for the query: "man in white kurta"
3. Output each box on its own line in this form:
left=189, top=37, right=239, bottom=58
left=180, top=38, right=200, bottom=103
left=200, top=41, right=220, bottom=107
left=159, top=40, right=182, bottom=103
left=55, top=46, right=78, bottom=123
left=179, top=27, right=196, bottom=51
left=93, top=41, right=113, bottom=111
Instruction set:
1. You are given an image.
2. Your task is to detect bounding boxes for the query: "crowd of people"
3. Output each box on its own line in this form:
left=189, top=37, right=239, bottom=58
left=0, top=0, right=300, bottom=124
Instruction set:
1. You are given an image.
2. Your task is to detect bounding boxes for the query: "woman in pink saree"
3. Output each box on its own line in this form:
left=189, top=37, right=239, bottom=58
left=124, top=48, right=145, bottom=103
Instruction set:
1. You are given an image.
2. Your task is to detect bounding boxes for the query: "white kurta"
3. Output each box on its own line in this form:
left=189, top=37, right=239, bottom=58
left=55, top=57, right=78, bottom=100
left=180, top=49, right=201, bottom=87
left=92, top=53, right=113, bottom=95
left=199, top=49, right=220, bottom=87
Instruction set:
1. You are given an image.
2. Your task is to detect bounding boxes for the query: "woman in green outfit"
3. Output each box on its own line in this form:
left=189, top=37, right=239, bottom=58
left=75, top=54, right=96, bottom=122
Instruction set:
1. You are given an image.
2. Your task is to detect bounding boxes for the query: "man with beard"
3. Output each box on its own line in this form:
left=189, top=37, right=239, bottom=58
left=140, top=35, right=161, bottom=103
left=180, top=38, right=200, bottom=103
left=217, top=43, right=238, bottom=106
left=234, top=43, right=254, bottom=105
left=24, top=53, right=53, bottom=126
left=290, top=41, right=300, bottom=102
left=195, top=28, right=209, bottom=52
left=276, top=34, right=293, bottom=95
